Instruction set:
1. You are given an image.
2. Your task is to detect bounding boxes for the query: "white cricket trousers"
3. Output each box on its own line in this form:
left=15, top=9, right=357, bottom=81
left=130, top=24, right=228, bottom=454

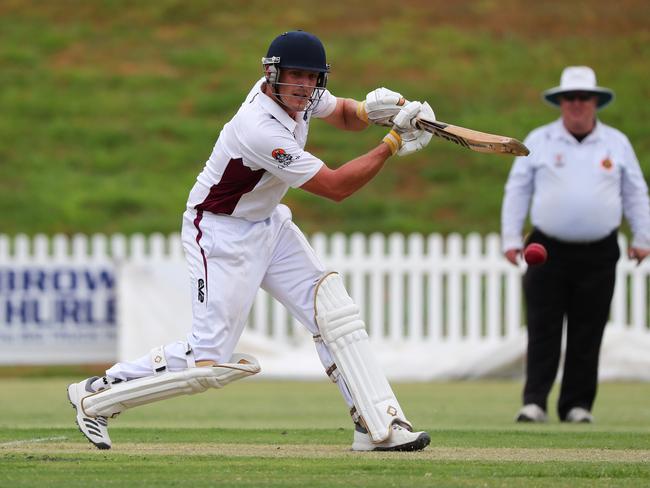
left=106, top=205, right=354, bottom=406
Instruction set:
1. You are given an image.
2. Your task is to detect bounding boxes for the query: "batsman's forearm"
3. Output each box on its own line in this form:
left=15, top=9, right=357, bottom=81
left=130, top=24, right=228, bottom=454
left=300, top=143, right=391, bottom=201
left=343, top=98, right=370, bottom=131
left=333, top=144, right=392, bottom=200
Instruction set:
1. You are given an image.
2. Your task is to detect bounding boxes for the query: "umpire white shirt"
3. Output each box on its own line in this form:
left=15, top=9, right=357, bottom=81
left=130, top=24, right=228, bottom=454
left=501, top=118, right=650, bottom=251
left=186, top=78, right=337, bottom=221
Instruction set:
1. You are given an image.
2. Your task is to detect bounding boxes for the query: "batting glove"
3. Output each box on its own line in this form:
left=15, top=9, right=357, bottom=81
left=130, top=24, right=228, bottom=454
left=357, top=87, right=403, bottom=126
left=390, top=101, right=435, bottom=157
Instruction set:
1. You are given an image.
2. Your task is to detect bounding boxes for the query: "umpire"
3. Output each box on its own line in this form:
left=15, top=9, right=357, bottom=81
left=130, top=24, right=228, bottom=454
left=501, top=66, right=650, bottom=423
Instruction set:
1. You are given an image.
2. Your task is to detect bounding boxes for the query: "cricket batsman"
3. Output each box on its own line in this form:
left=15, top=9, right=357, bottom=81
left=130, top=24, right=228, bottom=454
left=68, top=30, right=433, bottom=452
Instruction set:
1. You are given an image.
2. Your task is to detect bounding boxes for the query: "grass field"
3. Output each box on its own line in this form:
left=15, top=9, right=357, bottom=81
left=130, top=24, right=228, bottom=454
left=1, top=378, right=649, bottom=487
left=1, top=0, right=649, bottom=236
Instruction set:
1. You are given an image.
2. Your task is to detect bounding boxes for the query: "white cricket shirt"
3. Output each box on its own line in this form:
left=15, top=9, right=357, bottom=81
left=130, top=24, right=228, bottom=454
left=501, top=118, right=650, bottom=250
left=186, top=78, right=337, bottom=221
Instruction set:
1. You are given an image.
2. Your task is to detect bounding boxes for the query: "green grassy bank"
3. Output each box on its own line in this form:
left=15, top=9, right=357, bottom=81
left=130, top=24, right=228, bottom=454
left=1, top=0, right=649, bottom=236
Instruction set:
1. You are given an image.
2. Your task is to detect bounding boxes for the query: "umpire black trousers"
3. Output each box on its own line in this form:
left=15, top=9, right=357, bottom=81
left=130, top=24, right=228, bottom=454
left=522, top=229, right=620, bottom=420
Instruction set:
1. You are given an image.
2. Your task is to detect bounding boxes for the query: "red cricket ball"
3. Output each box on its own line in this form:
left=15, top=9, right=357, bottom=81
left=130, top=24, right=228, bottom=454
left=524, top=243, right=547, bottom=265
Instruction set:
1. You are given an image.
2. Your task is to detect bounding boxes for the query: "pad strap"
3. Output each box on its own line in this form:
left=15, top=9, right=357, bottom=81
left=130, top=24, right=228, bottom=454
left=325, top=364, right=340, bottom=382
left=350, top=406, right=362, bottom=425
left=184, top=343, right=196, bottom=368
left=314, top=334, right=341, bottom=382
left=150, top=345, right=167, bottom=373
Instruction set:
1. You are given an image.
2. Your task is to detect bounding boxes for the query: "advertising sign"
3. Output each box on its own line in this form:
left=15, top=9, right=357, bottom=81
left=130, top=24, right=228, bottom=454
left=0, top=266, right=117, bottom=363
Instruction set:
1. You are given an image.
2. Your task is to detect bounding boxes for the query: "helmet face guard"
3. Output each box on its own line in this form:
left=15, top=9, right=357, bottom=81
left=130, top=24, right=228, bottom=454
left=262, top=31, right=330, bottom=114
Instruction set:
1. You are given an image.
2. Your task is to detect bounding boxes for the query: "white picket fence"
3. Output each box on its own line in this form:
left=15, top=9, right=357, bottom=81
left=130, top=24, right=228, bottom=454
left=251, top=232, right=528, bottom=344
left=1, top=231, right=648, bottom=344
left=0, top=234, right=650, bottom=377
left=281, top=232, right=650, bottom=342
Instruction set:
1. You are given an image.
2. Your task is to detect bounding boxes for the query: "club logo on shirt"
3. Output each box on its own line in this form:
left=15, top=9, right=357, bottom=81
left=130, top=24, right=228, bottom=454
left=601, top=157, right=613, bottom=170
left=271, top=148, right=299, bottom=169
left=554, top=153, right=564, bottom=167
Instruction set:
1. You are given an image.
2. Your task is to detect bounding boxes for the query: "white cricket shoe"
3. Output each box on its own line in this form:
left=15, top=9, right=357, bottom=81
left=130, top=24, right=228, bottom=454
left=565, top=407, right=594, bottom=423
left=351, top=422, right=431, bottom=452
left=515, top=403, right=548, bottom=423
left=67, top=377, right=112, bottom=450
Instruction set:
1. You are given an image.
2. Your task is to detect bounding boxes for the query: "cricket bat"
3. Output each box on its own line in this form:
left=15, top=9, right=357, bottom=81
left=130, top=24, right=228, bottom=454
left=415, top=117, right=530, bottom=156
left=395, top=98, right=529, bottom=156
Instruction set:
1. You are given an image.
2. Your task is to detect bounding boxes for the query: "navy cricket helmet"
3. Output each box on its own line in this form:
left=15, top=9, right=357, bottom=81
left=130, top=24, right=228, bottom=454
left=264, top=30, right=329, bottom=75
left=262, top=31, right=330, bottom=113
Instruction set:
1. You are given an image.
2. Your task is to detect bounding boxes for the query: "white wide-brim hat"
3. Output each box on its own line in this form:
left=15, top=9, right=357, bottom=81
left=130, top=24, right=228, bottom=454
left=543, top=66, right=615, bottom=109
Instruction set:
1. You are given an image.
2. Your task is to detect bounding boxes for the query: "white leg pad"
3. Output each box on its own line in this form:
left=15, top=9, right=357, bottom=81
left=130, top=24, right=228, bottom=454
left=315, top=272, right=411, bottom=442
left=82, top=353, right=260, bottom=418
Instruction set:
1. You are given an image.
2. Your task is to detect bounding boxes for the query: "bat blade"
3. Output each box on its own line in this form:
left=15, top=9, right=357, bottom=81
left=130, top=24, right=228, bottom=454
left=415, top=117, right=529, bottom=156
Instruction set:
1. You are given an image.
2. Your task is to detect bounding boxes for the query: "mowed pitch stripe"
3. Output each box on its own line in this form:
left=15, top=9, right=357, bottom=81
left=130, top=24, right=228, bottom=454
left=1, top=442, right=649, bottom=462
left=0, top=436, right=67, bottom=447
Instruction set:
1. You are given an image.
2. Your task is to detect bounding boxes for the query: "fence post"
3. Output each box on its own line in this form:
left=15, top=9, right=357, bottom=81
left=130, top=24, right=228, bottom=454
left=168, top=233, right=184, bottom=261
left=0, top=235, right=9, bottom=262
left=504, top=262, right=522, bottom=339
left=407, top=234, right=424, bottom=343
left=252, top=289, right=269, bottom=336
left=52, top=234, right=69, bottom=263
left=349, top=233, right=367, bottom=325
left=149, top=233, right=167, bottom=261
left=14, top=234, right=31, bottom=264
left=631, top=263, right=648, bottom=332
left=110, top=234, right=128, bottom=261
left=130, top=234, right=147, bottom=261
left=368, top=233, right=385, bottom=340
left=33, top=234, right=50, bottom=263
left=466, top=233, right=483, bottom=342
left=446, top=233, right=463, bottom=342
left=72, top=234, right=89, bottom=263
left=485, top=233, right=503, bottom=342
left=388, top=233, right=405, bottom=342
left=91, top=234, right=109, bottom=263
left=427, top=234, right=443, bottom=342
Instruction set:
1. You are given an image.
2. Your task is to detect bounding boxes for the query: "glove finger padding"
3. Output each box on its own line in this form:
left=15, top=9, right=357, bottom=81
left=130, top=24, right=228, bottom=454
left=359, top=87, right=403, bottom=126
left=396, top=130, right=432, bottom=156
left=419, top=101, right=435, bottom=122
left=394, top=102, right=435, bottom=157
left=392, top=101, right=422, bottom=131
